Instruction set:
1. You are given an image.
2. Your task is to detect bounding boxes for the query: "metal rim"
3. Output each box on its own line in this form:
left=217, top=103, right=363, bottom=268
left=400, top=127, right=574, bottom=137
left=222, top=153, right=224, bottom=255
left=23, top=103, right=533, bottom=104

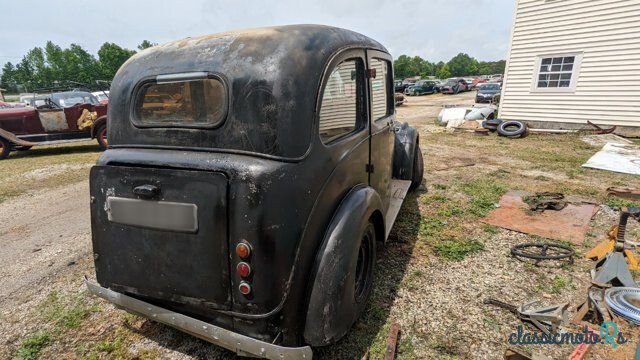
left=511, top=243, right=575, bottom=260
left=354, top=227, right=374, bottom=303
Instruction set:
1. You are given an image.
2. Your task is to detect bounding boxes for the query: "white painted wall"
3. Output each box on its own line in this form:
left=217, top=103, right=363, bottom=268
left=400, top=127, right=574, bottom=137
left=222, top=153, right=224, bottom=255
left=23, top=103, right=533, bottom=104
left=499, top=0, right=640, bottom=127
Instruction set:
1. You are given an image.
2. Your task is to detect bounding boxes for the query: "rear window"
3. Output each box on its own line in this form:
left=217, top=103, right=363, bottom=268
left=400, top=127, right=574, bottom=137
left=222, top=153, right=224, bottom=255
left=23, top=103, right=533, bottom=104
left=133, top=77, right=226, bottom=128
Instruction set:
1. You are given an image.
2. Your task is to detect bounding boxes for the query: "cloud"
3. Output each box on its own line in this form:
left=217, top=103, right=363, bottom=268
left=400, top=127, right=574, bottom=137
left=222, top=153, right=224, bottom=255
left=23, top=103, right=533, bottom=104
left=0, top=0, right=514, bottom=65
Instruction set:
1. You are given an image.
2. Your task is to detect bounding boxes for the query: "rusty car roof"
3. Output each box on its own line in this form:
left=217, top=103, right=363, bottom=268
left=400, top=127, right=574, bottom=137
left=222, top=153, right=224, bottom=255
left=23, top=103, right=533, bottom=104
left=108, top=25, right=389, bottom=159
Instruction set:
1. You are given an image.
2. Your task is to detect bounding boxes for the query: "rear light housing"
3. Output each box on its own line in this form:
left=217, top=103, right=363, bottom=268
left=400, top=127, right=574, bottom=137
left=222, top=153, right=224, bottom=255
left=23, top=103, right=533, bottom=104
left=235, top=242, right=251, bottom=259
left=236, top=262, right=251, bottom=278
left=239, top=282, right=251, bottom=295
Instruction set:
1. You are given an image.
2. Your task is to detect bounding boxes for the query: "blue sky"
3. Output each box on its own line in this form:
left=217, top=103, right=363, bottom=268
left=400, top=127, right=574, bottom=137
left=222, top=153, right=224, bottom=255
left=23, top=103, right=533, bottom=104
left=1, top=0, right=515, bottom=65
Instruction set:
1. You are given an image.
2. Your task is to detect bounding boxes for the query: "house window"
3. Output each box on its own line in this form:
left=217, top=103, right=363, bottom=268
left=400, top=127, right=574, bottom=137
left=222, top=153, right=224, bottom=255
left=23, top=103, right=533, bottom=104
left=533, top=54, right=581, bottom=91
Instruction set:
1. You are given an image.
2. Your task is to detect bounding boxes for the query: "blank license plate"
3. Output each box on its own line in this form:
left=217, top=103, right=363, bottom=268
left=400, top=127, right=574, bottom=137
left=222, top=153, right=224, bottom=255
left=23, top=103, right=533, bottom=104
left=106, top=197, right=198, bottom=233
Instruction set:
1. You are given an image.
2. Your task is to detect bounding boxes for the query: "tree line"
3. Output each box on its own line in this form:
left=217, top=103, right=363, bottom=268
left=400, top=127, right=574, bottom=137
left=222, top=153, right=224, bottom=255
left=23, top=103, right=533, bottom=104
left=0, top=40, right=157, bottom=93
left=394, top=53, right=506, bottom=80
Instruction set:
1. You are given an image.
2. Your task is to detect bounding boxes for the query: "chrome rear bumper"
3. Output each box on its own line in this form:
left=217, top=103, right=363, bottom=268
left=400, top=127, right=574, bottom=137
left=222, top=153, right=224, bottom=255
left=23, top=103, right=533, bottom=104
left=86, top=280, right=313, bottom=359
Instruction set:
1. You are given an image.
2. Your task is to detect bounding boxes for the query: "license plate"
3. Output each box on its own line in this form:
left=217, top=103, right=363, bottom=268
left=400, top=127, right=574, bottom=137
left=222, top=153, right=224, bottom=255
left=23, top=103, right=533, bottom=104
left=106, top=197, right=198, bottom=233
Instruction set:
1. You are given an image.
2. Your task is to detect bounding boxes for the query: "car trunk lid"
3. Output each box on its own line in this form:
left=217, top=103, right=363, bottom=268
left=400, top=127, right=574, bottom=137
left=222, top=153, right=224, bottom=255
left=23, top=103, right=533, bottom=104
left=90, top=165, right=231, bottom=310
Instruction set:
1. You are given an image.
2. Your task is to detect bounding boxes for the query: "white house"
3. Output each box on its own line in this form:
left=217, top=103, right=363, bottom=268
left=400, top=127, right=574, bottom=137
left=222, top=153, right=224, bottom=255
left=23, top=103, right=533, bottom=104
left=499, top=0, right=640, bottom=130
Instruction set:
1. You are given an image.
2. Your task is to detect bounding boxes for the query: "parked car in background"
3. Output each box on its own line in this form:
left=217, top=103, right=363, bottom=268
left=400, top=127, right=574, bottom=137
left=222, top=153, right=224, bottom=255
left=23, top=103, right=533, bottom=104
left=0, top=90, right=108, bottom=159
left=440, top=78, right=469, bottom=94
left=475, top=83, right=502, bottom=103
left=405, top=80, right=437, bottom=96
left=92, top=90, right=110, bottom=104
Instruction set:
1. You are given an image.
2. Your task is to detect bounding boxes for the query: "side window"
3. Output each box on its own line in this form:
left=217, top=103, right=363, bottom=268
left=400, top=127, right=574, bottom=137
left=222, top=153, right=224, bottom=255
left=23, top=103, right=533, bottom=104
left=319, top=59, right=364, bottom=143
left=370, top=58, right=391, bottom=121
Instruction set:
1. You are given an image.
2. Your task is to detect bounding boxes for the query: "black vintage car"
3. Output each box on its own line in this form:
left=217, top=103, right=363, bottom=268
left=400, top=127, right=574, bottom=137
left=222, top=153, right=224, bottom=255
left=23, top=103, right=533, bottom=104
left=86, top=25, right=423, bottom=359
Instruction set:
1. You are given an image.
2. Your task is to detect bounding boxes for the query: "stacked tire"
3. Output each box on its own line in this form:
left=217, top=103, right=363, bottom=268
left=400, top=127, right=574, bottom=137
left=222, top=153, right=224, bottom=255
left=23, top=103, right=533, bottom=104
left=482, top=119, right=528, bottom=139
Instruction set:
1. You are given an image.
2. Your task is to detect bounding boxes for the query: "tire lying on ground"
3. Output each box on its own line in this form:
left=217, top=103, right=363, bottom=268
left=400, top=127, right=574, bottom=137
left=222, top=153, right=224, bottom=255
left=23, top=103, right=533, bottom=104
left=497, top=120, right=528, bottom=138
left=482, top=118, right=502, bottom=131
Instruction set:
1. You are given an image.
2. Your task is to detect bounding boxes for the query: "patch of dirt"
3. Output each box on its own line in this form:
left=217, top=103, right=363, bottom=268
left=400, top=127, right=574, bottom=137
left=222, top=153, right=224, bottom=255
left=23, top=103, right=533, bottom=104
left=22, top=163, right=93, bottom=180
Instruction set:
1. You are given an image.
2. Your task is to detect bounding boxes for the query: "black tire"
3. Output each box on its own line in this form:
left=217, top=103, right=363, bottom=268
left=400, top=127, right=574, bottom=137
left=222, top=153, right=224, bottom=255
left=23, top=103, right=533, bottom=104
left=497, top=121, right=527, bottom=138
left=409, top=146, right=424, bottom=191
left=353, top=221, right=376, bottom=318
left=0, top=137, right=10, bottom=160
left=96, top=124, right=108, bottom=150
left=15, top=146, right=32, bottom=151
left=482, top=119, right=502, bottom=131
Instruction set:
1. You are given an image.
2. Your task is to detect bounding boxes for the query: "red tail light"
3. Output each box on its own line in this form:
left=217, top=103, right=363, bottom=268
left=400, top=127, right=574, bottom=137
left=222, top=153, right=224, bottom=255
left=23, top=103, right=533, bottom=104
left=236, top=262, right=251, bottom=277
left=239, top=282, right=251, bottom=295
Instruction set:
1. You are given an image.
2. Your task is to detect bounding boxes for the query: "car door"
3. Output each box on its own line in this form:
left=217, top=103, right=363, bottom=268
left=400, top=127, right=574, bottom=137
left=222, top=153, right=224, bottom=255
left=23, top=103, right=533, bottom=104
left=366, top=50, right=395, bottom=213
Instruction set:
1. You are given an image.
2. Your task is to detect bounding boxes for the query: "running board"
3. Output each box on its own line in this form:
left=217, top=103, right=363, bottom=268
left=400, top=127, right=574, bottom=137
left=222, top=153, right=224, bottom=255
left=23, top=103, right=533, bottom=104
left=384, top=180, right=412, bottom=239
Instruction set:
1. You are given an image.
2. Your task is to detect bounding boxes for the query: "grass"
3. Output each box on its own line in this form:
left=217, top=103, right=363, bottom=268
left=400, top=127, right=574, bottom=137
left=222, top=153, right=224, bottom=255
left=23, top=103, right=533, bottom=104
left=434, top=238, right=484, bottom=260
left=462, top=179, right=506, bottom=217
left=14, top=332, right=51, bottom=360
left=551, top=275, right=570, bottom=294
left=0, top=141, right=100, bottom=204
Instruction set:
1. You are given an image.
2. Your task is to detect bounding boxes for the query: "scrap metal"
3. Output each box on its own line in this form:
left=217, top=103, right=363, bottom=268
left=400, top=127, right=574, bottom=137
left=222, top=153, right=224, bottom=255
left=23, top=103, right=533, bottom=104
left=484, top=298, right=569, bottom=335
left=384, top=323, right=400, bottom=360
left=604, top=287, right=640, bottom=325
left=510, top=243, right=574, bottom=264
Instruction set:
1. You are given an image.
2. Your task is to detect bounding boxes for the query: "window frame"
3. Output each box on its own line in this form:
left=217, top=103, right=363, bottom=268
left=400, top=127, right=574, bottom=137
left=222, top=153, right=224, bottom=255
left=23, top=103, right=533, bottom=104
left=531, top=53, right=583, bottom=93
left=369, top=57, right=394, bottom=122
left=130, top=72, right=229, bottom=129
left=317, top=55, right=367, bottom=145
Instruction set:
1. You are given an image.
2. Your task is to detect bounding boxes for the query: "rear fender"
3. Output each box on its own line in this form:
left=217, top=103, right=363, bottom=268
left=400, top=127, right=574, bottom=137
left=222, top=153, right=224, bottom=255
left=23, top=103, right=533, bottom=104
left=303, top=185, right=383, bottom=346
left=392, top=122, right=419, bottom=180
left=0, top=128, right=37, bottom=146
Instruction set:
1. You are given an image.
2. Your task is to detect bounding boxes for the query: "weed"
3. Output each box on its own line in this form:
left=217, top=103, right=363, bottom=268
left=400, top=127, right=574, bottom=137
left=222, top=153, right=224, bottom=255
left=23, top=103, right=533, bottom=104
left=419, top=218, right=445, bottom=238
left=605, top=197, right=638, bottom=211
left=551, top=275, right=569, bottom=294
left=462, top=179, right=505, bottom=217
left=433, top=183, right=448, bottom=190
left=482, top=224, right=500, bottom=235
left=14, top=332, right=51, bottom=360
left=433, top=238, right=484, bottom=260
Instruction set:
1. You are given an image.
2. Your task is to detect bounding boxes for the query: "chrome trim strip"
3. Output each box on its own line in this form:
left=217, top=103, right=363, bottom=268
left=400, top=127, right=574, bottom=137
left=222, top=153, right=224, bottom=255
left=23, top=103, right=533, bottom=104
left=86, top=281, right=313, bottom=359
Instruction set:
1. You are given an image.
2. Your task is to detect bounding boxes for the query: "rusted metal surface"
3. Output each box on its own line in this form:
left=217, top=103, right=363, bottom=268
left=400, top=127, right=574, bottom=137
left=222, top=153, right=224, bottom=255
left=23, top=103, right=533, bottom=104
left=384, top=323, right=400, bottom=360
left=587, top=120, right=616, bottom=134
left=567, top=326, right=597, bottom=360
left=0, top=128, right=38, bottom=146
left=607, top=187, right=640, bottom=200
left=482, top=191, right=599, bottom=244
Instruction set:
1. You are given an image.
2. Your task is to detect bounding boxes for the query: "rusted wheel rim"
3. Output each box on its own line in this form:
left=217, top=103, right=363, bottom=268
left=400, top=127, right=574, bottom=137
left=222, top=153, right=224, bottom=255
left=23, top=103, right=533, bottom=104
left=99, top=127, right=108, bottom=146
left=354, top=228, right=374, bottom=303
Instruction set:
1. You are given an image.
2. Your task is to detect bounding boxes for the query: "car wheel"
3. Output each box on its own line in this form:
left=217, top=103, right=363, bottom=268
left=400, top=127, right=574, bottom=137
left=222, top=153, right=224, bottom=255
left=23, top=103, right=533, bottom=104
left=353, top=220, right=376, bottom=318
left=0, top=137, right=11, bottom=160
left=96, top=124, right=108, bottom=150
left=409, top=145, right=424, bottom=191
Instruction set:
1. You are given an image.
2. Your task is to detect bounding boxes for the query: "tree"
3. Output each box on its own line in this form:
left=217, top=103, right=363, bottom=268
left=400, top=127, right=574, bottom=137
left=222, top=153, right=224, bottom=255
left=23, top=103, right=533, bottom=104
left=0, top=62, right=18, bottom=93
left=447, top=53, right=479, bottom=77
left=97, top=42, right=136, bottom=79
left=436, top=64, right=451, bottom=79
left=137, top=40, right=157, bottom=51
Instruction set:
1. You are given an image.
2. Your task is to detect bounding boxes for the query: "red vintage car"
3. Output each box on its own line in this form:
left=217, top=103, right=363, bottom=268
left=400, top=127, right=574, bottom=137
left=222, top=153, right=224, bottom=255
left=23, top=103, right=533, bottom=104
left=0, top=91, right=108, bottom=160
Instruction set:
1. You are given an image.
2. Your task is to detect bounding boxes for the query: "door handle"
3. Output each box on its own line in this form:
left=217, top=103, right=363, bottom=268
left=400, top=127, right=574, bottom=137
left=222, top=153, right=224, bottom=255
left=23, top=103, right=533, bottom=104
left=133, top=184, right=160, bottom=199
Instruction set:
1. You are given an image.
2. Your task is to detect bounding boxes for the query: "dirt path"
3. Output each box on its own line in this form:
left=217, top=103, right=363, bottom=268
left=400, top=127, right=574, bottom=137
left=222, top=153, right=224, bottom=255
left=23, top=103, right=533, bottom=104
left=0, top=181, right=91, bottom=307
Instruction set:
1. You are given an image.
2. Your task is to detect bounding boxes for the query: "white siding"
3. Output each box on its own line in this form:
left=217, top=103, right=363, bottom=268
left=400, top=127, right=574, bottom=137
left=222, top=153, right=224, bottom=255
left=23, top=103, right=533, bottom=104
left=500, top=0, right=640, bottom=127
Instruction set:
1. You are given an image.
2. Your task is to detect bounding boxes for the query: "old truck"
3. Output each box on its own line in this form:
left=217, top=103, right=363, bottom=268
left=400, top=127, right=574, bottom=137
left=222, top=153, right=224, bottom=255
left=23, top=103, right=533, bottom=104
left=86, top=25, right=424, bottom=359
left=0, top=91, right=108, bottom=159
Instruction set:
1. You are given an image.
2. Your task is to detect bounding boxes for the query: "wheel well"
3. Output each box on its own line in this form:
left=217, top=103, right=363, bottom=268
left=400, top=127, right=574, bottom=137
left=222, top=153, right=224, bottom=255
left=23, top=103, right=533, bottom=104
left=91, top=116, right=107, bottom=138
left=369, top=210, right=385, bottom=244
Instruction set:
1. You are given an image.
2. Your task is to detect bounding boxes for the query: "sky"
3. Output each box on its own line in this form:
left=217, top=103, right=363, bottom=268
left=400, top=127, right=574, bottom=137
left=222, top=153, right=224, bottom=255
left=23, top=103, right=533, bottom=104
left=1, top=0, right=515, bottom=66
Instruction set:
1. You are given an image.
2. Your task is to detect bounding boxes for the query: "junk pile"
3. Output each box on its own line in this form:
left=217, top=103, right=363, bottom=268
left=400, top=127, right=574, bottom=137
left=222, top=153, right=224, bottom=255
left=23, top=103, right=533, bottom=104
left=77, top=109, right=99, bottom=130
left=482, top=189, right=640, bottom=359
left=437, top=105, right=528, bottom=138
